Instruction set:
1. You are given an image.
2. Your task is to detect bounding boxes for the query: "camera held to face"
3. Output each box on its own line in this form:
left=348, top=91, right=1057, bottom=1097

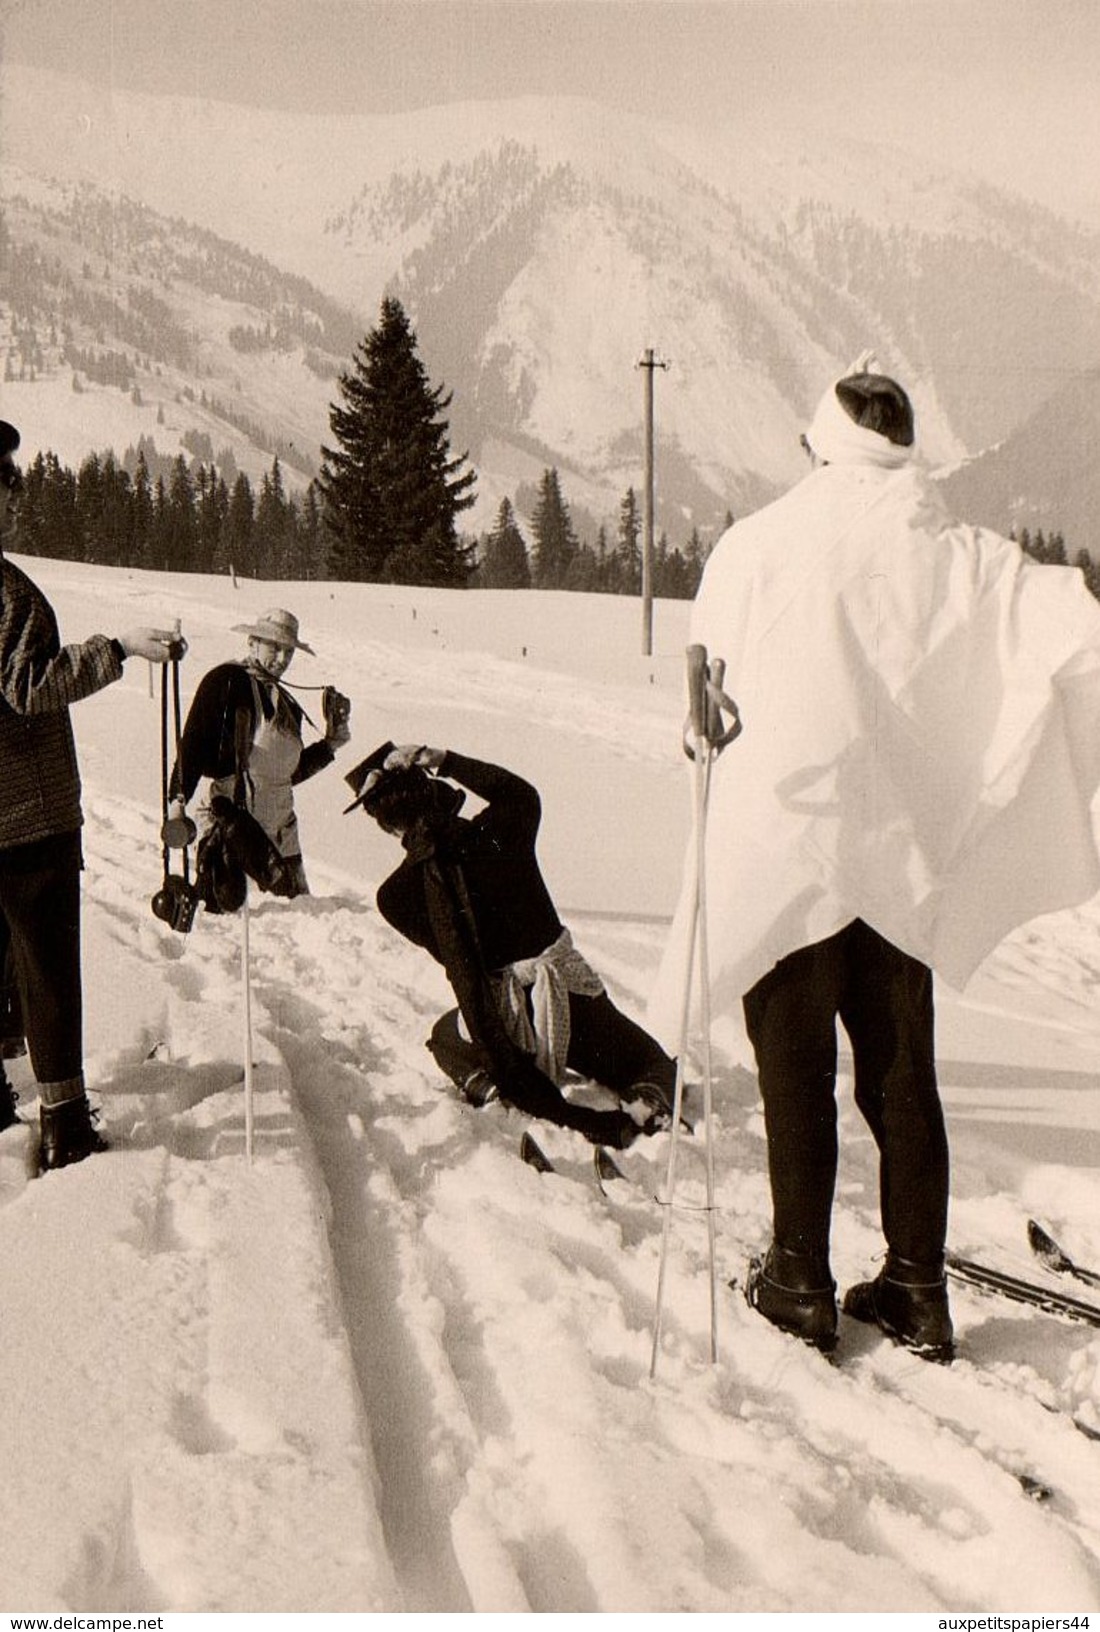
left=151, top=875, right=199, bottom=933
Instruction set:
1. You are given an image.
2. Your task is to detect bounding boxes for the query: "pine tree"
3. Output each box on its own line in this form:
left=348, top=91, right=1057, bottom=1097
left=221, top=472, right=255, bottom=578
left=256, top=457, right=292, bottom=577
left=131, top=451, right=155, bottom=568
left=319, top=296, right=476, bottom=585
left=479, top=497, right=531, bottom=588
left=616, top=487, right=642, bottom=595
left=530, top=468, right=579, bottom=589
left=160, top=456, right=198, bottom=572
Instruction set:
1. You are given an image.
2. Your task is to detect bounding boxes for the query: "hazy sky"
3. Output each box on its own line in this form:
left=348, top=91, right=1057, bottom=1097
left=3, top=0, right=1099, bottom=223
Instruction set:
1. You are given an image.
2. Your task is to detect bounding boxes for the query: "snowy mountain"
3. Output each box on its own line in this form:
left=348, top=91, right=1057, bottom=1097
left=3, top=64, right=1100, bottom=536
left=4, top=556, right=1100, bottom=1610
left=939, top=367, right=1100, bottom=553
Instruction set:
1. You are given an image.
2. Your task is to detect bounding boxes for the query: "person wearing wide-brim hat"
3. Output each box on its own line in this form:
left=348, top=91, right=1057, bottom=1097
left=168, top=606, right=351, bottom=898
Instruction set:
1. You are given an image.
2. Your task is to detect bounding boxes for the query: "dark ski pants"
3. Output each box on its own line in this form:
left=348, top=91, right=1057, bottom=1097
left=427, top=990, right=677, bottom=1105
left=742, top=918, right=949, bottom=1268
left=0, top=831, right=84, bottom=1098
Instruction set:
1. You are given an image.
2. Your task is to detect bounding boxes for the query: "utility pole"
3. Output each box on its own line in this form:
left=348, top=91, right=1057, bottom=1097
left=637, top=347, right=669, bottom=656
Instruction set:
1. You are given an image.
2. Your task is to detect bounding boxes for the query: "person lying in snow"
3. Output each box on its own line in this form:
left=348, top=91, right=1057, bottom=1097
left=345, top=743, right=678, bottom=1148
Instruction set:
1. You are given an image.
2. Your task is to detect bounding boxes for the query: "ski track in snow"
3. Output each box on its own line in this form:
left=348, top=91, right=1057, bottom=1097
left=3, top=783, right=1100, bottom=1610
left=3, top=564, right=1100, bottom=1610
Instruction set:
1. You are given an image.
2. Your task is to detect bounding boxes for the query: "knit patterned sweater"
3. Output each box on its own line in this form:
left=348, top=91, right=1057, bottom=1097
left=0, top=556, right=123, bottom=850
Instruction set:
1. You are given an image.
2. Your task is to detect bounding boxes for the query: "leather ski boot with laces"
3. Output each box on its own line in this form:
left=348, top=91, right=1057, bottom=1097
left=39, top=1091, right=109, bottom=1173
left=843, top=1251, right=955, bottom=1364
left=743, top=1241, right=838, bottom=1353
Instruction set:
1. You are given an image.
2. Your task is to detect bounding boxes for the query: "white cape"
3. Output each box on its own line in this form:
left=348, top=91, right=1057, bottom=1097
left=650, top=461, right=1100, bottom=1048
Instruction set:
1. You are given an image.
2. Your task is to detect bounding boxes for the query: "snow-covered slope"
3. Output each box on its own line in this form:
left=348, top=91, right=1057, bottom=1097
left=3, top=557, right=1100, bottom=1611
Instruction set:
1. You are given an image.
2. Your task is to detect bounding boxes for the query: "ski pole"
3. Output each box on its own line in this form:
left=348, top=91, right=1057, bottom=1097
left=651, top=644, right=713, bottom=1377
left=651, top=645, right=741, bottom=1377
left=241, top=882, right=255, bottom=1164
left=695, top=656, right=728, bottom=1365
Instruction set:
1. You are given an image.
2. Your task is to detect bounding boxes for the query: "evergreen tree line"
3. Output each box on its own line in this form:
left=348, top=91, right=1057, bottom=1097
left=474, top=481, right=712, bottom=599
left=10, top=293, right=1087, bottom=601
left=9, top=441, right=715, bottom=599
left=14, top=448, right=324, bottom=581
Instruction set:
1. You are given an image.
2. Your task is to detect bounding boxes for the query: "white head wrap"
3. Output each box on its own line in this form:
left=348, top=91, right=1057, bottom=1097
left=804, top=349, right=915, bottom=469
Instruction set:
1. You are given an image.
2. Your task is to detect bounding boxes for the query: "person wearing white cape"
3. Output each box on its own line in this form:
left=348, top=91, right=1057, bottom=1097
left=649, top=354, right=1100, bottom=1361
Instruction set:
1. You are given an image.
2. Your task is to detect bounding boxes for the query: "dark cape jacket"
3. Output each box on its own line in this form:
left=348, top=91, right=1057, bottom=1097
left=169, top=661, right=333, bottom=804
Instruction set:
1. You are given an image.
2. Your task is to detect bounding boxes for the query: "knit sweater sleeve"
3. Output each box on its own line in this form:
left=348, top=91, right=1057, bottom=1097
left=0, top=564, right=122, bottom=715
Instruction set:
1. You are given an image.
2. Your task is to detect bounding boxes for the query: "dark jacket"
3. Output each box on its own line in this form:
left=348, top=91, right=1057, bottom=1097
left=170, top=661, right=333, bottom=804
left=375, top=751, right=562, bottom=972
left=0, top=557, right=123, bottom=849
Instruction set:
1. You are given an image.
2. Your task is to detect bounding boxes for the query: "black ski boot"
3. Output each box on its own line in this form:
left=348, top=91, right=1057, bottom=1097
left=744, top=1242, right=838, bottom=1353
left=0, top=1065, right=18, bottom=1133
left=843, top=1252, right=955, bottom=1363
left=459, top=1068, right=499, bottom=1108
left=39, top=1093, right=109, bottom=1173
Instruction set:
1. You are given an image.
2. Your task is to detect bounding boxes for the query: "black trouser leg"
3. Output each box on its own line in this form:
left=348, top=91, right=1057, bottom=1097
left=564, top=990, right=677, bottom=1101
left=426, top=1004, right=634, bottom=1145
left=0, top=909, right=25, bottom=1057
left=0, top=833, right=83, bottom=1091
left=426, top=1008, right=490, bottom=1089
left=840, top=922, right=948, bottom=1263
left=742, top=936, right=845, bottom=1264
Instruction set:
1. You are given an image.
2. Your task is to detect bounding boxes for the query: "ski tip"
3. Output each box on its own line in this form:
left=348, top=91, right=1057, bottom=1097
left=1017, top=1473, right=1054, bottom=1504
left=594, top=1146, right=626, bottom=1185
left=1027, top=1218, right=1056, bottom=1254
left=520, top=1131, right=555, bottom=1174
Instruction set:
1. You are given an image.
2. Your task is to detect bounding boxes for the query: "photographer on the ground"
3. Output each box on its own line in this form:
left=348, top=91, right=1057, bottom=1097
left=346, top=743, right=678, bottom=1149
left=0, top=419, right=185, bottom=1169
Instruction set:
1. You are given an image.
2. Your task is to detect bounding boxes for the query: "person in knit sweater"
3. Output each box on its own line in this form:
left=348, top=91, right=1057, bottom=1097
left=0, top=420, right=185, bottom=1170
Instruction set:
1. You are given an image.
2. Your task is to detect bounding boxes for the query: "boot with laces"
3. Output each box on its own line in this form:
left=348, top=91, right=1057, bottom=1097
left=843, top=1251, right=955, bottom=1363
left=38, top=1090, right=109, bottom=1173
left=743, top=1241, right=838, bottom=1353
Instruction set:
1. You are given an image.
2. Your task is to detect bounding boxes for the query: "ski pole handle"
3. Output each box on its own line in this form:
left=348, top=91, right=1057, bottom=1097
left=706, top=658, right=726, bottom=742
left=687, top=644, right=709, bottom=741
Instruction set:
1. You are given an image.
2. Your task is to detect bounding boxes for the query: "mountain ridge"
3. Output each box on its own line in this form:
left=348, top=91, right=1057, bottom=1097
left=3, top=63, right=1099, bottom=538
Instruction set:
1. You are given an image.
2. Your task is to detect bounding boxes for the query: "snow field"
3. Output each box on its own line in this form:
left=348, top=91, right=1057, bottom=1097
left=3, top=561, right=1100, bottom=1609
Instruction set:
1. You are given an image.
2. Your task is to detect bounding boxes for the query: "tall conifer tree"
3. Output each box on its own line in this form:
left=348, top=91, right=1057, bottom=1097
left=530, top=468, right=579, bottom=589
left=319, top=296, right=476, bottom=585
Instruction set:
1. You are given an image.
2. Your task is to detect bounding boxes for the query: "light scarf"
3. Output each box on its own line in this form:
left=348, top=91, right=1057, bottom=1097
left=494, top=928, right=605, bottom=1084
left=803, top=379, right=913, bottom=469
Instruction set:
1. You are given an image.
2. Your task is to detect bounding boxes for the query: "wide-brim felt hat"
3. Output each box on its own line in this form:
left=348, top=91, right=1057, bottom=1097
left=232, top=607, right=315, bottom=654
left=343, top=741, right=397, bottom=814
left=0, top=422, right=20, bottom=458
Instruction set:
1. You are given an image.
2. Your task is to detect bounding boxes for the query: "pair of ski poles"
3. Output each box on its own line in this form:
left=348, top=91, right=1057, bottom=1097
left=155, top=638, right=257, bottom=1165
left=650, top=643, right=741, bottom=1378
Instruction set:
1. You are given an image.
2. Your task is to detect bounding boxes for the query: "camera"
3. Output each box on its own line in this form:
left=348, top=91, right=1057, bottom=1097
left=151, top=875, right=199, bottom=933
left=322, top=686, right=351, bottom=732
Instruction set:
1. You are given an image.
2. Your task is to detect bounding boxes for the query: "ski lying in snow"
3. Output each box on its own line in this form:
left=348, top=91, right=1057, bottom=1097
left=520, top=1131, right=555, bottom=1173
left=1027, top=1219, right=1100, bottom=1291
left=947, top=1252, right=1100, bottom=1328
